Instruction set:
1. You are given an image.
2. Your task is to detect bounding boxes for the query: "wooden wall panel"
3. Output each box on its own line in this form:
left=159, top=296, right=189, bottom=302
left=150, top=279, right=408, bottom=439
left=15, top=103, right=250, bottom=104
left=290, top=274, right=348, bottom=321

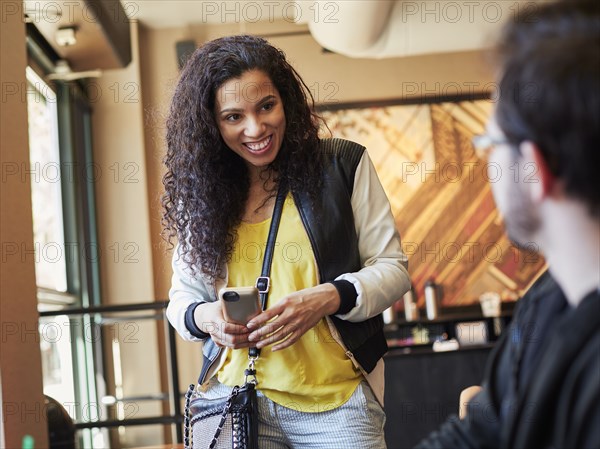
left=322, top=99, right=546, bottom=308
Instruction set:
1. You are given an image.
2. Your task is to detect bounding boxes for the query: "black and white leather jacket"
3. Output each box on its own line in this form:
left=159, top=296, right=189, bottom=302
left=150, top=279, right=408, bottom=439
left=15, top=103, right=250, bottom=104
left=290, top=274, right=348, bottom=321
left=166, top=138, right=411, bottom=405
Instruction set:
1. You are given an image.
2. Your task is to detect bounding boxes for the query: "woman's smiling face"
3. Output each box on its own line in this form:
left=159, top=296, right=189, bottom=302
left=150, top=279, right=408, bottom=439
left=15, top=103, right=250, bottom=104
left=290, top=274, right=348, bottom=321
left=215, top=69, right=286, bottom=177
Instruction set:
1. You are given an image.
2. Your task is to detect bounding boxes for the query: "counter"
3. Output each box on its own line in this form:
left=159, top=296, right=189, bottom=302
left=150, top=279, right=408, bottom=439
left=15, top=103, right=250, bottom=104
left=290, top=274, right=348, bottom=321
left=382, top=304, right=515, bottom=448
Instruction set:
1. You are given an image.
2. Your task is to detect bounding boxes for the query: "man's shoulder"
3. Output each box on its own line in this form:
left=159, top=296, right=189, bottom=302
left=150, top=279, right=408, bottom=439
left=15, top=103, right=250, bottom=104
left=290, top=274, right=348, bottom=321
left=523, top=270, right=561, bottom=301
left=513, top=270, right=564, bottom=315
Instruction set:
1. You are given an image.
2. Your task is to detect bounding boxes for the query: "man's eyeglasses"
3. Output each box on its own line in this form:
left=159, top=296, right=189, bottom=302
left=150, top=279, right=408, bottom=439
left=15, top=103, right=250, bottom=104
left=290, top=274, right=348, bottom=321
left=472, top=133, right=511, bottom=159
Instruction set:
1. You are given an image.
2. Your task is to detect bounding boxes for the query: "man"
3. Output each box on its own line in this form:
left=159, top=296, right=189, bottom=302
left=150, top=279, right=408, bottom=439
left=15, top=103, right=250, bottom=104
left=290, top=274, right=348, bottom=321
left=416, top=1, right=599, bottom=448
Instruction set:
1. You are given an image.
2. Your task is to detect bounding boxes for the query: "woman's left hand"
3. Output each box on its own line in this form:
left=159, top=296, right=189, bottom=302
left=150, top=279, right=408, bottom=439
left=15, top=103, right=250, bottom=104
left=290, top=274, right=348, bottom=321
left=246, top=283, right=341, bottom=351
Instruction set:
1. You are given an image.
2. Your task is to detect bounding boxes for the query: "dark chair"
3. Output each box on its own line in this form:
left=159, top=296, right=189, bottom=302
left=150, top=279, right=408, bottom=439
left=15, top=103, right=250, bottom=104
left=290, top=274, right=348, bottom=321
left=45, top=395, right=76, bottom=449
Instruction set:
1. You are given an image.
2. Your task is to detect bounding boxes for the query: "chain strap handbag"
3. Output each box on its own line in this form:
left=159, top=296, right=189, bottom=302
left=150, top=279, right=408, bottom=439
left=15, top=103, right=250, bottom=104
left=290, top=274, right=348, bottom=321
left=183, top=184, right=287, bottom=449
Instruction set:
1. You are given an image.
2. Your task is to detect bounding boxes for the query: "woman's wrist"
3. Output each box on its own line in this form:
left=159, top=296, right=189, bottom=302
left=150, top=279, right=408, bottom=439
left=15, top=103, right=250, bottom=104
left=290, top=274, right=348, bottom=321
left=321, top=282, right=341, bottom=315
left=194, top=301, right=220, bottom=335
left=185, top=302, right=211, bottom=339
left=327, top=280, right=358, bottom=315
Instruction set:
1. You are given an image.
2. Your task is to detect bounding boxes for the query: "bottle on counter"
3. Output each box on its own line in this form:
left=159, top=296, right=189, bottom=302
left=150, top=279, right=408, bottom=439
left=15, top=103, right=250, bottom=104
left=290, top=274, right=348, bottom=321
left=382, top=303, right=397, bottom=325
left=403, top=286, right=418, bottom=321
left=424, top=278, right=439, bottom=320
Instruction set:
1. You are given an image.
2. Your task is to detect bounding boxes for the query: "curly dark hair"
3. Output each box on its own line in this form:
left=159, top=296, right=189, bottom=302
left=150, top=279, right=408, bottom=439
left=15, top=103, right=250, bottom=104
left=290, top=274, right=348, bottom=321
left=162, top=35, right=324, bottom=279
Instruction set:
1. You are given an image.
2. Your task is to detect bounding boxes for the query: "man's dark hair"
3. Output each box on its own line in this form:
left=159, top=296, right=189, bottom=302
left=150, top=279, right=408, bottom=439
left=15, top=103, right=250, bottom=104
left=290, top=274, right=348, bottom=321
left=496, top=0, right=600, bottom=216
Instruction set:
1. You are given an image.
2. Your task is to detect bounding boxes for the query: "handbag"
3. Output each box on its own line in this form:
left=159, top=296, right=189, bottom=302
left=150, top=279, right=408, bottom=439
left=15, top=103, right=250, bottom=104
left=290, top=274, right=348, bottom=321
left=184, top=184, right=287, bottom=449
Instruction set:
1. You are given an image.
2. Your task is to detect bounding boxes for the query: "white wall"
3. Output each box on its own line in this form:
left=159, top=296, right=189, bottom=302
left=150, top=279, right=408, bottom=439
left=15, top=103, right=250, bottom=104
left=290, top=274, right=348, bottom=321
left=90, top=20, right=163, bottom=447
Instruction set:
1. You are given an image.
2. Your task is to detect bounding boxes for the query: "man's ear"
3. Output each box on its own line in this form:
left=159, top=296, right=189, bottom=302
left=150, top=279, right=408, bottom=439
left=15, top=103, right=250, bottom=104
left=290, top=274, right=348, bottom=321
left=519, top=141, right=557, bottom=202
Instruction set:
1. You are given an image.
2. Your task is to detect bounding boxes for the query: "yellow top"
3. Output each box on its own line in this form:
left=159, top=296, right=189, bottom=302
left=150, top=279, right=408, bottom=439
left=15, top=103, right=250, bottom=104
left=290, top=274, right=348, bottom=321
left=218, top=194, right=361, bottom=412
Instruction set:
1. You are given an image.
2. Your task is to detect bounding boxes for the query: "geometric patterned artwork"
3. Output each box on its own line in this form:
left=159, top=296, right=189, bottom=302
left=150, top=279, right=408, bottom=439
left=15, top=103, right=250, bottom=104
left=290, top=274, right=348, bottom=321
left=321, top=99, right=547, bottom=307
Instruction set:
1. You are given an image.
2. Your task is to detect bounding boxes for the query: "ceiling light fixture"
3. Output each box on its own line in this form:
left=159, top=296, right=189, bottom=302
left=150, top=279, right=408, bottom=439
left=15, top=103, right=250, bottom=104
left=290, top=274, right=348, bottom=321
left=55, top=26, right=77, bottom=47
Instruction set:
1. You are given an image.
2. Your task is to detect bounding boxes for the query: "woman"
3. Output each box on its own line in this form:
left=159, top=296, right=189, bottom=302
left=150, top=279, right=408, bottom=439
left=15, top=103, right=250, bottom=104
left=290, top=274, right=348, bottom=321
left=163, top=35, right=410, bottom=448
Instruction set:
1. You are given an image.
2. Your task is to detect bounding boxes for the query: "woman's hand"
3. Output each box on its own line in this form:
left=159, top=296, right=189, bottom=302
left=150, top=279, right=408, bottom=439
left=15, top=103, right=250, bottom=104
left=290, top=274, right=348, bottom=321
left=246, top=283, right=341, bottom=352
left=194, top=301, right=252, bottom=349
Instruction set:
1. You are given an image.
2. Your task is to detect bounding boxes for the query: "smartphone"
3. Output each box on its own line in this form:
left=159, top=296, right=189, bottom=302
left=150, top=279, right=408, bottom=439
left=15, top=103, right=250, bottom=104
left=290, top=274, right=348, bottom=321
left=219, top=286, right=261, bottom=325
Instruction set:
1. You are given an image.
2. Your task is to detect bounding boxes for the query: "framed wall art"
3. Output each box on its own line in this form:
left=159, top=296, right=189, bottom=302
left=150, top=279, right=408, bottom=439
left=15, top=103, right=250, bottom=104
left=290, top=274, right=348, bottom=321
left=319, top=96, right=547, bottom=307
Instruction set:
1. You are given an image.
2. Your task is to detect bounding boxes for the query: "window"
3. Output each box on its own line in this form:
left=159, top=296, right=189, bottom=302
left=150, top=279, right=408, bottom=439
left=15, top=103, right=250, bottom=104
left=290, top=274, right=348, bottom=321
left=26, top=33, right=105, bottom=445
left=26, top=67, right=68, bottom=293
left=27, top=67, right=79, bottom=410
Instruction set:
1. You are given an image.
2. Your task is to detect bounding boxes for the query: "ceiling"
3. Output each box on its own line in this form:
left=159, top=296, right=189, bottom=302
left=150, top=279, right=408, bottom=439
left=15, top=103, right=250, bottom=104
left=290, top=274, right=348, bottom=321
left=23, top=0, right=546, bottom=69
left=131, top=0, right=305, bottom=29
left=130, top=0, right=544, bottom=59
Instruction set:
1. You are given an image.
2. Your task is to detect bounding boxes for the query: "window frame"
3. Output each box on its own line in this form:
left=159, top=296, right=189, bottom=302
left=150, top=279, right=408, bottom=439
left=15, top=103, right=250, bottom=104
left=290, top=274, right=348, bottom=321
left=27, top=23, right=106, bottom=449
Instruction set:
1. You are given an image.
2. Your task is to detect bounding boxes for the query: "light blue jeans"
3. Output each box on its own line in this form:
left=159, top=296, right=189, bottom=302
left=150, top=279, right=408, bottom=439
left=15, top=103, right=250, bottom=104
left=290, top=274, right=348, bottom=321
left=201, top=378, right=387, bottom=449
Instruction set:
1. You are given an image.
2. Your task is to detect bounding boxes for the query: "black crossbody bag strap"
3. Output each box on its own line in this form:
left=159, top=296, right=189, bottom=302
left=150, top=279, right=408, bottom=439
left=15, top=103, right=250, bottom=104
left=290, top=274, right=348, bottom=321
left=185, top=183, right=288, bottom=449
left=250, top=183, right=288, bottom=358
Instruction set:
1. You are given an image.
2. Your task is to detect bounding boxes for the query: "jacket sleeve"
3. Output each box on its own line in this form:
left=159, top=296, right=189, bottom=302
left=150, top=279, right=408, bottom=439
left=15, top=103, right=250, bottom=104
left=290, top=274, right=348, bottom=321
left=414, top=287, right=535, bottom=448
left=414, top=386, right=503, bottom=449
left=334, top=150, right=411, bottom=322
left=166, top=243, right=213, bottom=342
left=414, top=333, right=510, bottom=448
left=416, top=271, right=563, bottom=448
